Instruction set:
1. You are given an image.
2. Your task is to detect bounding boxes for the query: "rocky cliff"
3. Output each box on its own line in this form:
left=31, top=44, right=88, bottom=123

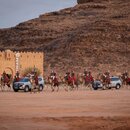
left=77, top=0, right=109, bottom=4
left=0, top=0, right=130, bottom=74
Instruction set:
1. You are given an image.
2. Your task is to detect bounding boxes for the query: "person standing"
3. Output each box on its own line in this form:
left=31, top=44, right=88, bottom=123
left=52, top=73, right=59, bottom=92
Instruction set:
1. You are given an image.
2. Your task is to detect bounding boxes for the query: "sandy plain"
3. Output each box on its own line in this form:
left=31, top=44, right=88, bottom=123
left=0, top=87, right=130, bottom=130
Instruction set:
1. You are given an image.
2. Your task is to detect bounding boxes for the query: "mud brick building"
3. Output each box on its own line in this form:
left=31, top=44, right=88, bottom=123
left=0, top=50, right=44, bottom=77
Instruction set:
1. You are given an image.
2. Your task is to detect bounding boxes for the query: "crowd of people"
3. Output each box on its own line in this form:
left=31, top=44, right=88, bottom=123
left=0, top=69, right=130, bottom=92
left=47, top=69, right=130, bottom=91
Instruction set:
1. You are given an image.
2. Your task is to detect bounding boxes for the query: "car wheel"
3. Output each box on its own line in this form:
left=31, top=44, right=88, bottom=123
left=13, top=89, right=18, bottom=92
left=116, top=84, right=121, bottom=89
left=39, top=85, right=43, bottom=91
left=13, top=85, right=18, bottom=92
left=94, top=87, right=98, bottom=90
left=24, top=86, right=29, bottom=92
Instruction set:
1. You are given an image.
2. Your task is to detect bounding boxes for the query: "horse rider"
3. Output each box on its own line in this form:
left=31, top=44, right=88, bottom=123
left=84, top=71, right=94, bottom=89
left=15, top=71, right=20, bottom=82
left=88, top=71, right=94, bottom=83
left=51, top=72, right=59, bottom=92
left=103, top=71, right=111, bottom=87
left=71, top=71, right=77, bottom=85
left=2, top=71, right=9, bottom=85
left=34, top=72, right=39, bottom=89
left=53, top=73, right=59, bottom=87
left=83, top=69, right=88, bottom=77
left=64, top=71, right=70, bottom=81
left=50, top=70, right=55, bottom=80
left=2, top=71, right=11, bottom=90
left=67, top=72, right=72, bottom=85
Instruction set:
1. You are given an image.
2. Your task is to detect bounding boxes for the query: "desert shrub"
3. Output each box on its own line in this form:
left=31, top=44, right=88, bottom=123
left=22, top=67, right=41, bottom=76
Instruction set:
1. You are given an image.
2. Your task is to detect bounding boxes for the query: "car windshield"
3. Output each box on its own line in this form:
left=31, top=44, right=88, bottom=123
left=38, top=78, right=42, bottom=81
left=19, top=78, right=29, bottom=82
left=111, top=77, right=119, bottom=81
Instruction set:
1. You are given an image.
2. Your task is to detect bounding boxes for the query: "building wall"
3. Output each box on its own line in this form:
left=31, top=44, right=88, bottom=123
left=0, top=50, right=44, bottom=77
left=0, top=50, right=15, bottom=76
left=20, top=52, right=44, bottom=76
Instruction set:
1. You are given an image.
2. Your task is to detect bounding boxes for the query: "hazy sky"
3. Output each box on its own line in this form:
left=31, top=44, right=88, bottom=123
left=0, top=0, right=77, bottom=28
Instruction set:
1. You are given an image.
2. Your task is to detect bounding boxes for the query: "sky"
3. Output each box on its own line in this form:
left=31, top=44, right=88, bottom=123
left=0, top=0, right=77, bottom=29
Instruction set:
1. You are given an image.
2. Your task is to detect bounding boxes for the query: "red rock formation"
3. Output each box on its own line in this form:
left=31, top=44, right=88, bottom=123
left=0, top=0, right=130, bottom=74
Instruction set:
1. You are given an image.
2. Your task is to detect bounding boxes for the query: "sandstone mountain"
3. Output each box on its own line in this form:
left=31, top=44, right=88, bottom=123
left=0, top=0, right=130, bottom=74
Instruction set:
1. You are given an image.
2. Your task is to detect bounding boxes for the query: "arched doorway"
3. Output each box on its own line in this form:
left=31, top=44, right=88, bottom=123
left=4, top=67, right=14, bottom=77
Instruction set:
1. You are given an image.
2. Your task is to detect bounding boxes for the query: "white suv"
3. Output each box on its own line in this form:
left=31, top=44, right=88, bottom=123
left=93, top=76, right=122, bottom=90
left=109, top=76, right=122, bottom=89
left=13, top=76, right=44, bottom=92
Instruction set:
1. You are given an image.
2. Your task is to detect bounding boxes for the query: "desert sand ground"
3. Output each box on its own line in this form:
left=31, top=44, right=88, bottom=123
left=0, top=87, right=130, bottom=130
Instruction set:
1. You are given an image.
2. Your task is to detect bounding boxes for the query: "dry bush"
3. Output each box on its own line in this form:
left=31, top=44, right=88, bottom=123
left=22, top=67, right=41, bottom=76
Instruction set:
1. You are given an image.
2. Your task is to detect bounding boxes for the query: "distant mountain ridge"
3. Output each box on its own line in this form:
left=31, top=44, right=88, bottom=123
left=77, top=0, right=109, bottom=4
left=0, top=0, right=130, bottom=74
